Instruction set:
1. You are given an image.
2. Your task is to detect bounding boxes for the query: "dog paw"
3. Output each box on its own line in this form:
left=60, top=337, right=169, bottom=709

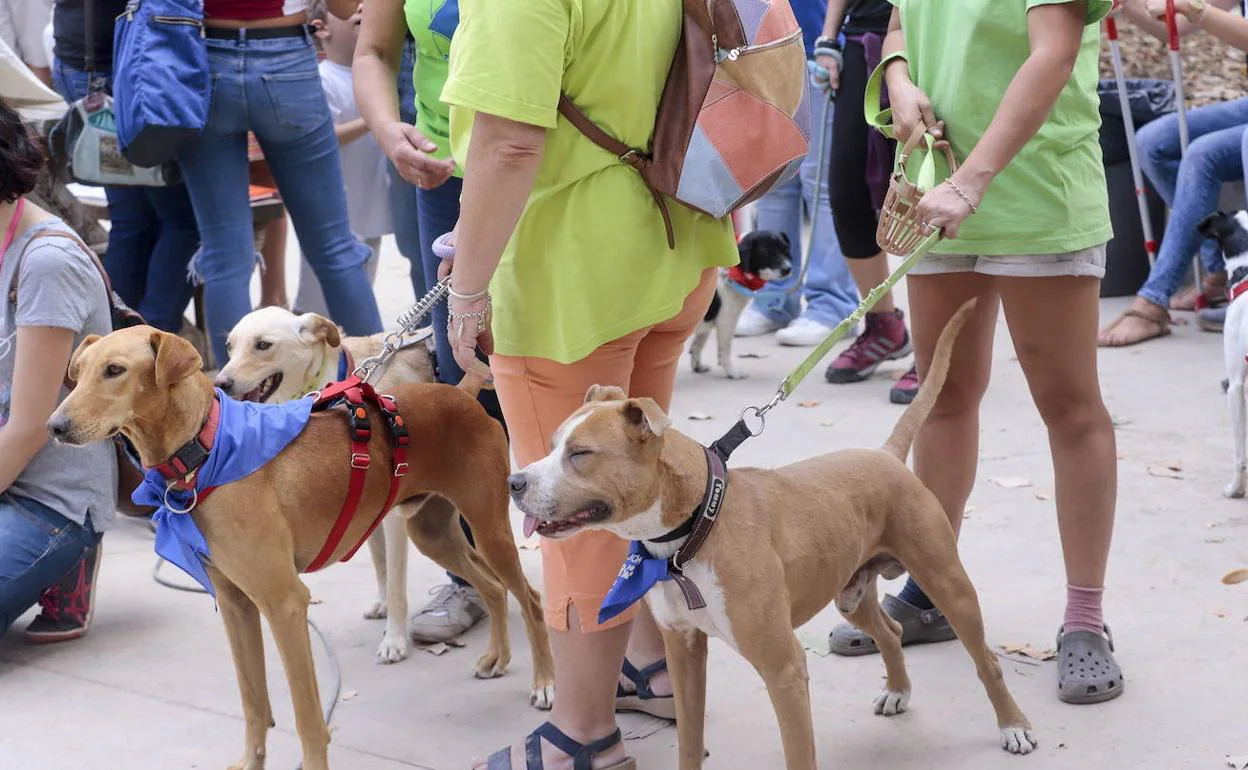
left=1225, top=480, right=1246, bottom=499
left=530, top=683, right=555, bottom=710
left=1000, top=725, right=1038, bottom=755
left=872, top=689, right=910, bottom=717
left=375, top=632, right=410, bottom=664
left=724, top=368, right=748, bottom=380
left=363, top=600, right=388, bottom=620
left=473, top=650, right=509, bottom=679
left=692, top=363, right=711, bottom=374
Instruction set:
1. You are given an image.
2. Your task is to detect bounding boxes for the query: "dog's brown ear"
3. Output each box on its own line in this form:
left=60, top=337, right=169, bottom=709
left=623, top=398, right=670, bottom=440
left=584, top=384, right=627, bottom=404
left=67, top=334, right=102, bottom=383
left=298, top=313, right=341, bottom=348
left=150, top=330, right=203, bottom=387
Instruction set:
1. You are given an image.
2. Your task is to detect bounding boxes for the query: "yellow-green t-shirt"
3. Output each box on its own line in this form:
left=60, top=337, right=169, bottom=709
left=441, top=0, right=737, bottom=364
left=403, top=0, right=461, bottom=175
left=890, top=0, right=1115, bottom=256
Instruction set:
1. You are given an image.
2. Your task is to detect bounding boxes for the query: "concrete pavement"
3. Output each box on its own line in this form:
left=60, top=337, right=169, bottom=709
left=2, top=237, right=1246, bottom=770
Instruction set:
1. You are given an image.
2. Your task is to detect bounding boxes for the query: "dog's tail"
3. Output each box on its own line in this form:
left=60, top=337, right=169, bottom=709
left=883, top=298, right=978, bottom=461
left=1223, top=568, right=1248, bottom=585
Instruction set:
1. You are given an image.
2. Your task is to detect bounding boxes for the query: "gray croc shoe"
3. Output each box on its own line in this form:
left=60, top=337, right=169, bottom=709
left=1057, top=625, right=1124, bottom=705
left=828, top=594, right=957, bottom=657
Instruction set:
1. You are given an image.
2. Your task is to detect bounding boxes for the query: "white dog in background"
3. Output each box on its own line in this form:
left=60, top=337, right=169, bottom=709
left=1198, top=211, right=1248, bottom=498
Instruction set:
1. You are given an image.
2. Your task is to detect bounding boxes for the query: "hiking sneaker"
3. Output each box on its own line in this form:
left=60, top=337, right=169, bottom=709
left=1198, top=305, right=1226, bottom=333
left=825, top=310, right=912, bottom=383
left=776, top=316, right=838, bottom=347
left=409, top=583, right=486, bottom=644
left=24, top=543, right=102, bottom=644
left=734, top=307, right=784, bottom=338
left=890, top=366, right=920, bottom=405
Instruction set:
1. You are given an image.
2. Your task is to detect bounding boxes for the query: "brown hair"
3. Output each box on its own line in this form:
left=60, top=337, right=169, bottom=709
left=0, top=98, right=44, bottom=204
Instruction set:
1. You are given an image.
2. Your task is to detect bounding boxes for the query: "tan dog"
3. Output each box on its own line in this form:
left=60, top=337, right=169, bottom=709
left=508, top=299, right=1036, bottom=769
left=48, top=327, right=554, bottom=770
left=215, top=307, right=438, bottom=664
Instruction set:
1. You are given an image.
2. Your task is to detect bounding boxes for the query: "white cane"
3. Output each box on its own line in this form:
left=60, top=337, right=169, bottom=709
left=1106, top=15, right=1158, bottom=267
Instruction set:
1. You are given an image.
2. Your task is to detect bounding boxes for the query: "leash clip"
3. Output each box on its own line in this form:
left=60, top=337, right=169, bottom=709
left=740, top=389, right=785, bottom=438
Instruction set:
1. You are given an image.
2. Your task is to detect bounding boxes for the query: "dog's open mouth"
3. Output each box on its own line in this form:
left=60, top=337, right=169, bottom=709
left=524, top=503, right=611, bottom=539
left=242, top=373, right=283, bottom=403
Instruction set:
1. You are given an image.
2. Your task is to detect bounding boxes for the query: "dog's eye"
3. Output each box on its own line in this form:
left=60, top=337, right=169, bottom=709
left=104, top=364, right=126, bottom=379
left=255, top=340, right=272, bottom=351
left=567, top=448, right=593, bottom=462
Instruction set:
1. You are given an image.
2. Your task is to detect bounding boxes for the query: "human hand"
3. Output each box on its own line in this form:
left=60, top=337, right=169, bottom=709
left=913, top=173, right=986, bottom=241
left=1145, top=0, right=1202, bottom=21
left=447, top=288, right=493, bottom=375
left=378, top=122, right=456, bottom=190
left=813, top=54, right=841, bottom=94
left=887, top=79, right=942, bottom=144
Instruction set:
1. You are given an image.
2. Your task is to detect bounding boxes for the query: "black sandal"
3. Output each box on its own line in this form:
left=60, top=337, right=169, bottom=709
left=482, top=722, right=635, bottom=769
left=615, top=658, right=675, bottom=720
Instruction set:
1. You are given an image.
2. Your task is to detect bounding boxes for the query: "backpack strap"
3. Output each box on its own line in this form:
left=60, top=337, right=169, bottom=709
left=9, top=227, right=115, bottom=307
left=557, top=94, right=677, bottom=248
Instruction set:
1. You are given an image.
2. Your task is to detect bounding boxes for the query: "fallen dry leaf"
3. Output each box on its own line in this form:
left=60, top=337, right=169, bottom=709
left=989, top=477, right=1033, bottom=489
left=738, top=352, right=767, bottom=359
left=339, top=690, right=358, bottom=702
left=687, top=413, right=713, bottom=421
left=309, top=598, right=324, bottom=605
left=1035, top=491, right=1052, bottom=501
left=421, top=643, right=450, bottom=656
left=445, top=638, right=466, bottom=648
left=797, top=630, right=831, bottom=657
left=999, top=643, right=1056, bottom=662
left=798, top=400, right=822, bottom=408
left=1147, top=462, right=1183, bottom=480
left=820, top=420, right=835, bottom=428
left=1214, top=610, right=1230, bottom=619
left=1205, top=537, right=1227, bottom=545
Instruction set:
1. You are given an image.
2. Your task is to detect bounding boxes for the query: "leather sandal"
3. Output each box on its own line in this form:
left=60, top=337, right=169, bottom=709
left=615, top=658, right=675, bottom=720
left=481, top=723, right=636, bottom=769
left=1097, top=308, right=1171, bottom=348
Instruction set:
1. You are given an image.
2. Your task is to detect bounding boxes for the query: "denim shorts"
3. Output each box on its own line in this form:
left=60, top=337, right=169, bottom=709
left=909, top=244, right=1108, bottom=279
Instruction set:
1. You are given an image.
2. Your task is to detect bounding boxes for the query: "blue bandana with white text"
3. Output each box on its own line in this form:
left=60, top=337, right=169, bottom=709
left=598, top=540, right=674, bottom=625
left=131, top=390, right=314, bottom=596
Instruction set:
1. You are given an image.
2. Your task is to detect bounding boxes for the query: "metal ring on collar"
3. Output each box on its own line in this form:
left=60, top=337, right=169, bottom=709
left=740, top=406, right=767, bottom=437
left=163, top=483, right=199, bottom=515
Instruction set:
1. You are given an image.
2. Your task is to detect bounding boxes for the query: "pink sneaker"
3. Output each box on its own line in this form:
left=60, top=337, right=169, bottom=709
left=825, top=310, right=912, bottom=384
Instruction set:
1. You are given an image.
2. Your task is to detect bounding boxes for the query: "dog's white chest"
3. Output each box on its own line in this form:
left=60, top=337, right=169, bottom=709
left=646, top=561, right=738, bottom=650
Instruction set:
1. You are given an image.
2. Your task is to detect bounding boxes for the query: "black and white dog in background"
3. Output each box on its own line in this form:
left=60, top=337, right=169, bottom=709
left=1198, top=211, right=1248, bottom=497
left=690, top=230, right=793, bottom=379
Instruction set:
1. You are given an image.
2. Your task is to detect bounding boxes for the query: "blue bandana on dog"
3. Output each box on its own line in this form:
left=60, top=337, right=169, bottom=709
left=132, top=390, right=314, bottom=595
left=598, top=541, right=676, bottom=625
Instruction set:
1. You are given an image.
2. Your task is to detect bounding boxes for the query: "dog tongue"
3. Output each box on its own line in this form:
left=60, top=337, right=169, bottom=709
left=523, top=514, right=539, bottom=539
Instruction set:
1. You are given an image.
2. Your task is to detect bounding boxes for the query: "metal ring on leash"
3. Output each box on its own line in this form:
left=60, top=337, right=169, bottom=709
left=163, top=483, right=198, bottom=514
left=740, top=406, right=767, bottom=437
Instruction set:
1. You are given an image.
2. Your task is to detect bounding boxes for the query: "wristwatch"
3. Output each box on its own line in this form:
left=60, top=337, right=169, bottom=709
left=813, top=35, right=843, bottom=53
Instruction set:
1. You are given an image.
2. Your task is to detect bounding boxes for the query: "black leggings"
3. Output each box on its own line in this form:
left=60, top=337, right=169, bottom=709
left=830, top=40, right=895, bottom=259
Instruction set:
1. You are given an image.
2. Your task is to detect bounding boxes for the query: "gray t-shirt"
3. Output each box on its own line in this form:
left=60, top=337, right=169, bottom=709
left=1, top=219, right=116, bottom=532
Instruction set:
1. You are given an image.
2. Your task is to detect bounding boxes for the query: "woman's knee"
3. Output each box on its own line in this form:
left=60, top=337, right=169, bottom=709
left=927, top=368, right=990, bottom=421
left=1137, top=114, right=1177, bottom=162
left=1030, top=381, right=1111, bottom=438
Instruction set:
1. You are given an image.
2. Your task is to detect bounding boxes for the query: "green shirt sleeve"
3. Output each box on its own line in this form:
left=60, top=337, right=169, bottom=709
left=441, top=0, right=573, bottom=129
left=1026, top=0, right=1113, bottom=24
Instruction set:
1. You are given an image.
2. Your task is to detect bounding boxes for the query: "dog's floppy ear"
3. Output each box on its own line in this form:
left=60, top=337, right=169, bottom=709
left=622, top=397, right=670, bottom=440
left=1197, top=211, right=1231, bottom=240
left=584, top=384, right=627, bottom=404
left=778, top=232, right=791, bottom=249
left=67, top=334, right=102, bottom=383
left=150, top=330, right=203, bottom=388
left=298, top=313, right=341, bottom=348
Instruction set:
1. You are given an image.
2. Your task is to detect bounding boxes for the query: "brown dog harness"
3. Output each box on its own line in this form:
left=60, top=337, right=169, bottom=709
left=150, top=375, right=410, bottom=573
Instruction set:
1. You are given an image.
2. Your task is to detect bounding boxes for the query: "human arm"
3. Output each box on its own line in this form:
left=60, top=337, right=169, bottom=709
left=334, top=116, right=370, bottom=145
left=880, top=9, right=944, bottom=143
left=913, top=1, right=1088, bottom=238
left=0, top=325, right=75, bottom=494
left=445, top=113, right=546, bottom=371
left=1143, top=0, right=1248, bottom=49
left=1119, top=0, right=1238, bottom=42
left=813, top=0, right=850, bottom=92
left=353, top=0, right=454, bottom=188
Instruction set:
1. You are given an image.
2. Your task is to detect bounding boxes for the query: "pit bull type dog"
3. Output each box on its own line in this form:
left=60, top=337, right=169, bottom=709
left=510, top=299, right=1036, bottom=769
left=48, top=327, right=554, bottom=770
left=690, top=230, right=793, bottom=379
left=1197, top=211, right=1248, bottom=500
left=215, top=307, right=438, bottom=664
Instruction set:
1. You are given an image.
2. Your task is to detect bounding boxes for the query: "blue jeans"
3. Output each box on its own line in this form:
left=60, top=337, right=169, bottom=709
left=388, top=39, right=425, bottom=293
left=177, top=33, right=383, bottom=364
left=0, top=494, right=100, bottom=636
left=52, top=61, right=199, bottom=333
left=1136, top=97, right=1248, bottom=307
left=751, top=93, right=859, bottom=326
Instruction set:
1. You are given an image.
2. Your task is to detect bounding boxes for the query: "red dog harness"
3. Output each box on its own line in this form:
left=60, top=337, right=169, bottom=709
left=150, top=375, right=410, bottom=573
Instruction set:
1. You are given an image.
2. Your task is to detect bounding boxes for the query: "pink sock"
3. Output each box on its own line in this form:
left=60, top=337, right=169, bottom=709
left=1063, top=584, right=1104, bottom=635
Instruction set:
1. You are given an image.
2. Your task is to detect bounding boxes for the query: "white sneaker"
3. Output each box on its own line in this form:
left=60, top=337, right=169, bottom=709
left=734, top=307, right=783, bottom=337
left=776, top=316, right=836, bottom=347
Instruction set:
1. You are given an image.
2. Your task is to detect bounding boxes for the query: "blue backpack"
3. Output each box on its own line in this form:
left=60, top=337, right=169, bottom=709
left=113, top=0, right=211, bottom=167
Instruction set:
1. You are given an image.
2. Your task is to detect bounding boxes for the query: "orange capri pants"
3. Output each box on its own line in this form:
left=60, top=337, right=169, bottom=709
left=491, top=269, right=717, bottom=633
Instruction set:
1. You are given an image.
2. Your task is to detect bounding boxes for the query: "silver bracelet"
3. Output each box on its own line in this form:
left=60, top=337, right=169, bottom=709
left=947, top=179, right=979, bottom=214
left=449, top=285, right=489, bottom=301
left=448, top=295, right=492, bottom=338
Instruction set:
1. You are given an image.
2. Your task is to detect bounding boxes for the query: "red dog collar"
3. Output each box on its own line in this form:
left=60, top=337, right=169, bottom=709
left=151, top=395, right=221, bottom=491
left=1229, top=281, right=1248, bottom=303
left=727, top=265, right=766, bottom=292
